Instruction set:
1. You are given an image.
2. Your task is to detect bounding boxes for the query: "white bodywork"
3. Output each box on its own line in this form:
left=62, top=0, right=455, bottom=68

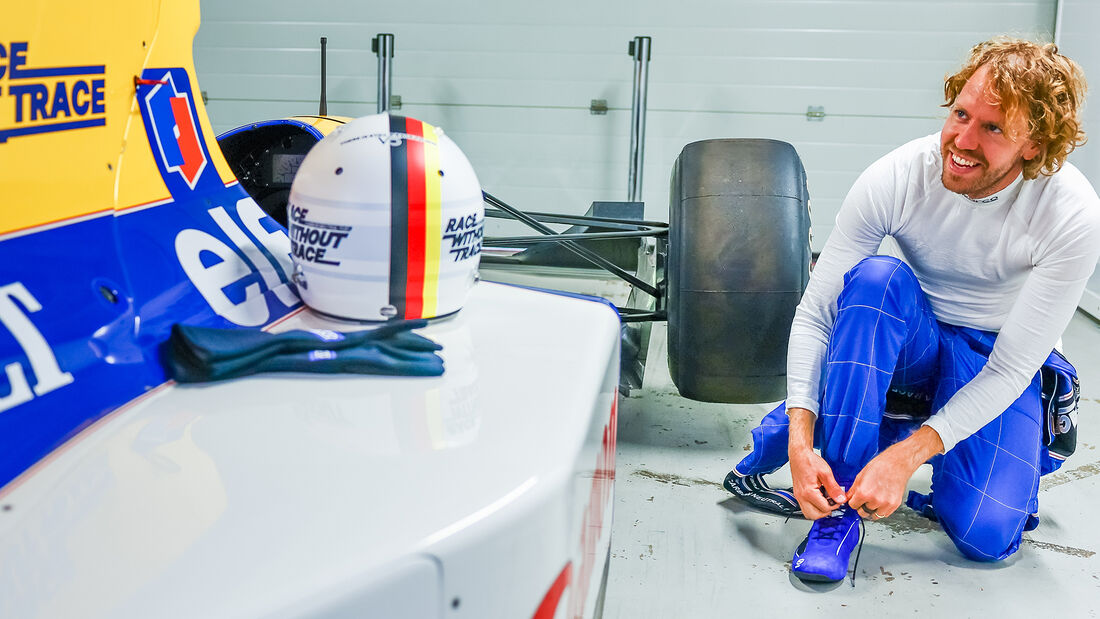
left=0, top=281, right=620, bottom=619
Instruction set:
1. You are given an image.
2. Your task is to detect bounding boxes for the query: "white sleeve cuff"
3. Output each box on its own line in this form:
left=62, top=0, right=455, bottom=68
left=784, top=396, right=819, bottom=417
left=921, top=416, right=956, bottom=452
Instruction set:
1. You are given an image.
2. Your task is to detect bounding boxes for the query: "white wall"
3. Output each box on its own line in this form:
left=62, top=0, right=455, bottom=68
left=1056, top=0, right=1100, bottom=320
left=195, top=0, right=1056, bottom=248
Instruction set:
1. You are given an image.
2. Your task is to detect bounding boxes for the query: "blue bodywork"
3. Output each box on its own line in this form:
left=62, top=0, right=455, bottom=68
left=0, top=69, right=300, bottom=490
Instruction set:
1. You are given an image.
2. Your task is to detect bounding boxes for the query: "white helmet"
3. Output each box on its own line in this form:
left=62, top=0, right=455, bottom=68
left=287, top=113, right=484, bottom=321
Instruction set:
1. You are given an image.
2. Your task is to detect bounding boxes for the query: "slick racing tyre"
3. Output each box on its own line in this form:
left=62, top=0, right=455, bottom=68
left=666, top=139, right=811, bottom=403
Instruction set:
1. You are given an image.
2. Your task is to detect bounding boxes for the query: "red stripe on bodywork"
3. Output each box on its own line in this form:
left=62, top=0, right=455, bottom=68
left=532, top=563, right=572, bottom=619
left=169, top=96, right=203, bottom=185
left=404, top=119, right=426, bottom=318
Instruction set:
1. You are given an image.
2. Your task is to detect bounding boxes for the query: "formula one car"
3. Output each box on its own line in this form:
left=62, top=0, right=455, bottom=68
left=0, top=2, right=808, bottom=618
left=218, top=116, right=812, bottom=404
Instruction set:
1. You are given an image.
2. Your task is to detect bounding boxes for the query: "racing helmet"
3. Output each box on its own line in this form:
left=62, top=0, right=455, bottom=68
left=287, top=113, right=484, bottom=321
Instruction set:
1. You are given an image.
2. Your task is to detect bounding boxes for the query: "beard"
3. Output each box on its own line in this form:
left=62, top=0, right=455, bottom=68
left=940, top=146, right=1023, bottom=199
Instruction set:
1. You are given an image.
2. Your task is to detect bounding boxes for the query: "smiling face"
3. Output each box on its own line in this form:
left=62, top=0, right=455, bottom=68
left=940, top=64, right=1040, bottom=199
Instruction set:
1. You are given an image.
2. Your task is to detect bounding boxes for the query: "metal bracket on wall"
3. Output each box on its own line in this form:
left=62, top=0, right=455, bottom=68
left=806, top=105, right=826, bottom=121
left=390, top=95, right=403, bottom=110
left=590, top=99, right=608, bottom=115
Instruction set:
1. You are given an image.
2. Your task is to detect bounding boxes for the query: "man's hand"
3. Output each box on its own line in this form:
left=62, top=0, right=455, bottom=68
left=789, top=447, right=847, bottom=520
left=787, top=407, right=846, bottom=519
left=845, top=451, right=913, bottom=520
left=847, top=426, right=944, bottom=520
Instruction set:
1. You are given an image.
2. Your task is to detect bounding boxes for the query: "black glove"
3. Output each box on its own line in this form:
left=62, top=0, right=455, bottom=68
left=166, top=320, right=444, bottom=383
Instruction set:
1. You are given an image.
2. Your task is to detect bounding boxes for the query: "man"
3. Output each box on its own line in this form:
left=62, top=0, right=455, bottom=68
left=723, top=38, right=1100, bottom=583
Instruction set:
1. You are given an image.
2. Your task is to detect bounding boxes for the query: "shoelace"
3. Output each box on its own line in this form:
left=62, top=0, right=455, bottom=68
left=850, top=516, right=867, bottom=587
left=825, top=510, right=867, bottom=587
left=792, top=507, right=866, bottom=584
left=810, top=513, right=846, bottom=541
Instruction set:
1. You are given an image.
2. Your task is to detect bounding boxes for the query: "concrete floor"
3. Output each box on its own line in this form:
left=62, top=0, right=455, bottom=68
left=603, top=311, right=1100, bottom=618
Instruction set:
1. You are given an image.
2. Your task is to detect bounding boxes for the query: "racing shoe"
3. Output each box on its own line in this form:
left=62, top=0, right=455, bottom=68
left=723, top=471, right=803, bottom=518
left=791, top=505, right=862, bottom=583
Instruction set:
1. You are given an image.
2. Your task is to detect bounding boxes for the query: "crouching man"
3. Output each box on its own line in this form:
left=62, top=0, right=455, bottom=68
left=723, top=37, right=1100, bottom=583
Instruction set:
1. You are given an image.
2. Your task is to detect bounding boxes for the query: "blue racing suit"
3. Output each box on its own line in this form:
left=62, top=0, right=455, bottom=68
left=734, top=256, right=1079, bottom=561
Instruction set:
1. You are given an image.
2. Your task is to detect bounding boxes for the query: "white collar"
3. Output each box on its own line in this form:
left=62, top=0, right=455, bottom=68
left=961, top=173, right=1024, bottom=206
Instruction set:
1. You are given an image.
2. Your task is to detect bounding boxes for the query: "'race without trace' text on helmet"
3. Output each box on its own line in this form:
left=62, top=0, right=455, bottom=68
left=288, top=113, right=484, bottom=321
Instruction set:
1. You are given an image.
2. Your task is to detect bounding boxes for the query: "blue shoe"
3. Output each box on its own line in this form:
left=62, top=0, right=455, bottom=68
left=723, top=471, right=802, bottom=518
left=791, top=505, right=861, bottom=583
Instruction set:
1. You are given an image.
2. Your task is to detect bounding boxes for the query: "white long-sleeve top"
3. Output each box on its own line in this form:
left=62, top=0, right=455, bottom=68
left=787, top=133, right=1100, bottom=451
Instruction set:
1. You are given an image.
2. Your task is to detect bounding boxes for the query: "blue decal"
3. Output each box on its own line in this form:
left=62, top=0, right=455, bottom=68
left=6, top=42, right=104, bottom=78
left=0, top=42, right=107, bottom=143
left=136, top=68, right=217, bottom=194
left=0, top=185, right=300, bottom=491
left=0, top=118, right=105, bottom=141
left=147, top=85, right=186, bottom=168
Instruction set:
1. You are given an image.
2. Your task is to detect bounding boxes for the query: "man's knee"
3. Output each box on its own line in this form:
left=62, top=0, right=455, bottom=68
left=835, top=256, right=924, bottom=318
left=936, top=499, right=1027, bottom=562
left=842, top=256, right=916, bottom=292
left=948, top=528, right=1023, bottom=563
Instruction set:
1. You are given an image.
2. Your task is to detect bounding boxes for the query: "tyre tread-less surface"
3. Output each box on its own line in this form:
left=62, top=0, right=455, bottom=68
left=667, top=139, right=811, bottom=403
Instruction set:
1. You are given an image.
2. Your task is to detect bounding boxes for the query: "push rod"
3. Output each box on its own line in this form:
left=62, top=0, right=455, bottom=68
left=482, top=191, right=661, bottom=298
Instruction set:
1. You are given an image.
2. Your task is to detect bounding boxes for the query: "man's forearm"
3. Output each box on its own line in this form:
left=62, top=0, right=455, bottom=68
left=785, top=406, right=847, bottom=516
left=885, top=425, right=944, bottom=468
left=787, top=407, right=816, bottom=455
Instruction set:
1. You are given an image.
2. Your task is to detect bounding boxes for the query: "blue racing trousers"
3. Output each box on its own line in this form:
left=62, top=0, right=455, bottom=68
left=734, top=256, right=1074, bottom=562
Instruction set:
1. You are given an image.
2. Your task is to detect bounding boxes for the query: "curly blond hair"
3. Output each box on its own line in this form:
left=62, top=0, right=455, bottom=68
left=944, top=37, right=1087, bottom=179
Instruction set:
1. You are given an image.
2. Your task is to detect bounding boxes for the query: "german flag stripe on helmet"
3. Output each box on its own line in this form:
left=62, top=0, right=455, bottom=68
left=388, top=115, right=445, bottom=320
left=404, top=120, right=427, bottom=319
left=388, top=115, right=410, bottom=318
left=421, top=123, right=443, bottom=317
